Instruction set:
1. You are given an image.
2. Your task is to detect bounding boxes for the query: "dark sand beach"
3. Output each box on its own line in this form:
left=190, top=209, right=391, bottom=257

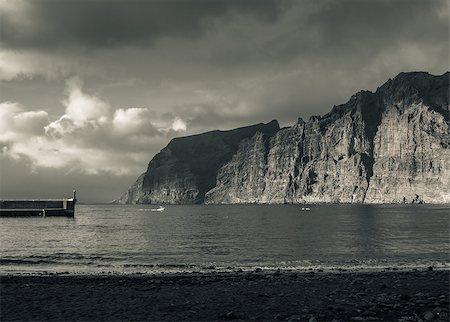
left=1, top=269, right=448, bottom=321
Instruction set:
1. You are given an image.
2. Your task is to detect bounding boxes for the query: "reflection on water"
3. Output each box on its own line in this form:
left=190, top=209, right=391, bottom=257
left=0, top=204, right=448, bottom=274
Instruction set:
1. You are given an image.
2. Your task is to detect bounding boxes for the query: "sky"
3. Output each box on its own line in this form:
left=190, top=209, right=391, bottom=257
left=0, top=0, right=448, bottom=203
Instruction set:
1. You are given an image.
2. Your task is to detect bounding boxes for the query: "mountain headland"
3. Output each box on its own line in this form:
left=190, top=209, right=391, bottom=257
left=117, top=72, right=450, bottom=204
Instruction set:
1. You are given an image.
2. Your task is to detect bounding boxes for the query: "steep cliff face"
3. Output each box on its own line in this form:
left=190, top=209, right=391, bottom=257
left=364, top=73, right=450, bottom=203
left=262, top=122, right=306, bottom=203
left=205, top=91, right=379, bottom=204
left=364, top=103, right=450, bottom=203
left=119, top=71, right=450, bottom=204
left=204, top=131, right=269, bottom=203
left=117, top=172, right=146, bottom=204
left=116, top=121, right=279, bottom=204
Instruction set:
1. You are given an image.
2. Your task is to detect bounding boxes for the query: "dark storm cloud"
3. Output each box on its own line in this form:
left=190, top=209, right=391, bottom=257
left=202, top=0, right=448, bottom=68
left=307, top=0, right=448, bottom=52
left=1, top=0, right=286, bottom=49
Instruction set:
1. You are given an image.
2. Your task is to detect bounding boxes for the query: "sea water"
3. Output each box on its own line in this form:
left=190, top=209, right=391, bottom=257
left=1, top=204, right=448, bottom=274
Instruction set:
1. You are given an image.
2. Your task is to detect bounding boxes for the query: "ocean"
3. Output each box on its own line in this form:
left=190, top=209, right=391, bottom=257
left=1, top=204, right=448, bottom=274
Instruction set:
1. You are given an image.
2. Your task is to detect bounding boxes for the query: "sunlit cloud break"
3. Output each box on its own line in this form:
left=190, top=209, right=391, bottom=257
left=0, top=78, right=188, bottom=175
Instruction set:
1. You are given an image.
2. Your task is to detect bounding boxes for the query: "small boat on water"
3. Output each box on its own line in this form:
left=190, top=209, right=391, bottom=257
left=301, top=207, right=311, bottom=211
left=150, top=206, right=165, bottom=212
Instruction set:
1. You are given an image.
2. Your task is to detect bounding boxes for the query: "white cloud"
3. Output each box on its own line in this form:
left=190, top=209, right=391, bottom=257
left=113, top=107, right=154, bottom=135
left=44, top=78, right=111, bottom=138
left=0, top=50, right=75, bottom=80
left=171, top=117, right=187, bottom=132
left=64, top=77, right=111, bottom=124
left=0, top=102, right=21, bottom=132
left=0, top=102, right=49, bottom=144
left=1, top=79, right=189, bottom=175
left=0, top=47, right=101, bottom=81
left=44, top=115, right=77, bottom=138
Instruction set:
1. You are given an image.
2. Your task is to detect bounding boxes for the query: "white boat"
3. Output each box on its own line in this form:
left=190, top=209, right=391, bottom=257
left=150, top=206, right=165, bottom=212
left=301, top=207, right=310, bottom=211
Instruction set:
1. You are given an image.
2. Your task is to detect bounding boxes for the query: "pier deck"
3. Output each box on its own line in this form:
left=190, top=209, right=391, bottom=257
left=0, top=192, right=77, bottom=217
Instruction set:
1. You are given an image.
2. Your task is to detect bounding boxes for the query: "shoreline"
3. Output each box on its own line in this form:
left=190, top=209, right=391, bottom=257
left=1, top=264, right=449, bottom=276
left=2, top=262, right=449, bottom=277
left=2, top=269, right=448, bottom=321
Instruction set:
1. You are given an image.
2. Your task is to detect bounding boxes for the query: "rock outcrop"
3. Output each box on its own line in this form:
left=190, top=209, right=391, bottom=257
left=117, top=72, right=450, bottom=204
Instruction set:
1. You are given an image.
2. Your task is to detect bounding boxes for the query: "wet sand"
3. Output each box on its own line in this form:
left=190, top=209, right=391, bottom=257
left=1, top=269, right=448, bottom=321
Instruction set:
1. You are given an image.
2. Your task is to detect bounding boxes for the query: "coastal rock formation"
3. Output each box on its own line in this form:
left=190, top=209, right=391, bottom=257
left=118, top=72, right=450, bottom=204
left=117, top=121, right=279, bottom=204
left=363, top=73, right=450, bottom=203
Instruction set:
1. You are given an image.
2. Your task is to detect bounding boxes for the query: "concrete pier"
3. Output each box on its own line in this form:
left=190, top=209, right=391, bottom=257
left=0, top=191, right=77, bottom=217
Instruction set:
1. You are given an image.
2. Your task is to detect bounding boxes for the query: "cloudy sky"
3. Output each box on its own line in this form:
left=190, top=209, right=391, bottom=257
left=0, top=0, right=448, bottom=202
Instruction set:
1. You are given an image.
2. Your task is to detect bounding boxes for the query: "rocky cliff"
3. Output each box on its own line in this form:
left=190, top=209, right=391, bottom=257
left=117, top=121, right=280, bottom=204
left=117, top=72, right=450, bottom=204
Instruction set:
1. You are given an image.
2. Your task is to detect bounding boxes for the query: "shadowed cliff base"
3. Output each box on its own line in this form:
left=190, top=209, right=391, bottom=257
left=117, top=72, right=450, bottom=204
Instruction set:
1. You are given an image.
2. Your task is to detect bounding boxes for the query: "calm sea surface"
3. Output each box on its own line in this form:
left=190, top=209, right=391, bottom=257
left=1, top=204, right=449, bottom=274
